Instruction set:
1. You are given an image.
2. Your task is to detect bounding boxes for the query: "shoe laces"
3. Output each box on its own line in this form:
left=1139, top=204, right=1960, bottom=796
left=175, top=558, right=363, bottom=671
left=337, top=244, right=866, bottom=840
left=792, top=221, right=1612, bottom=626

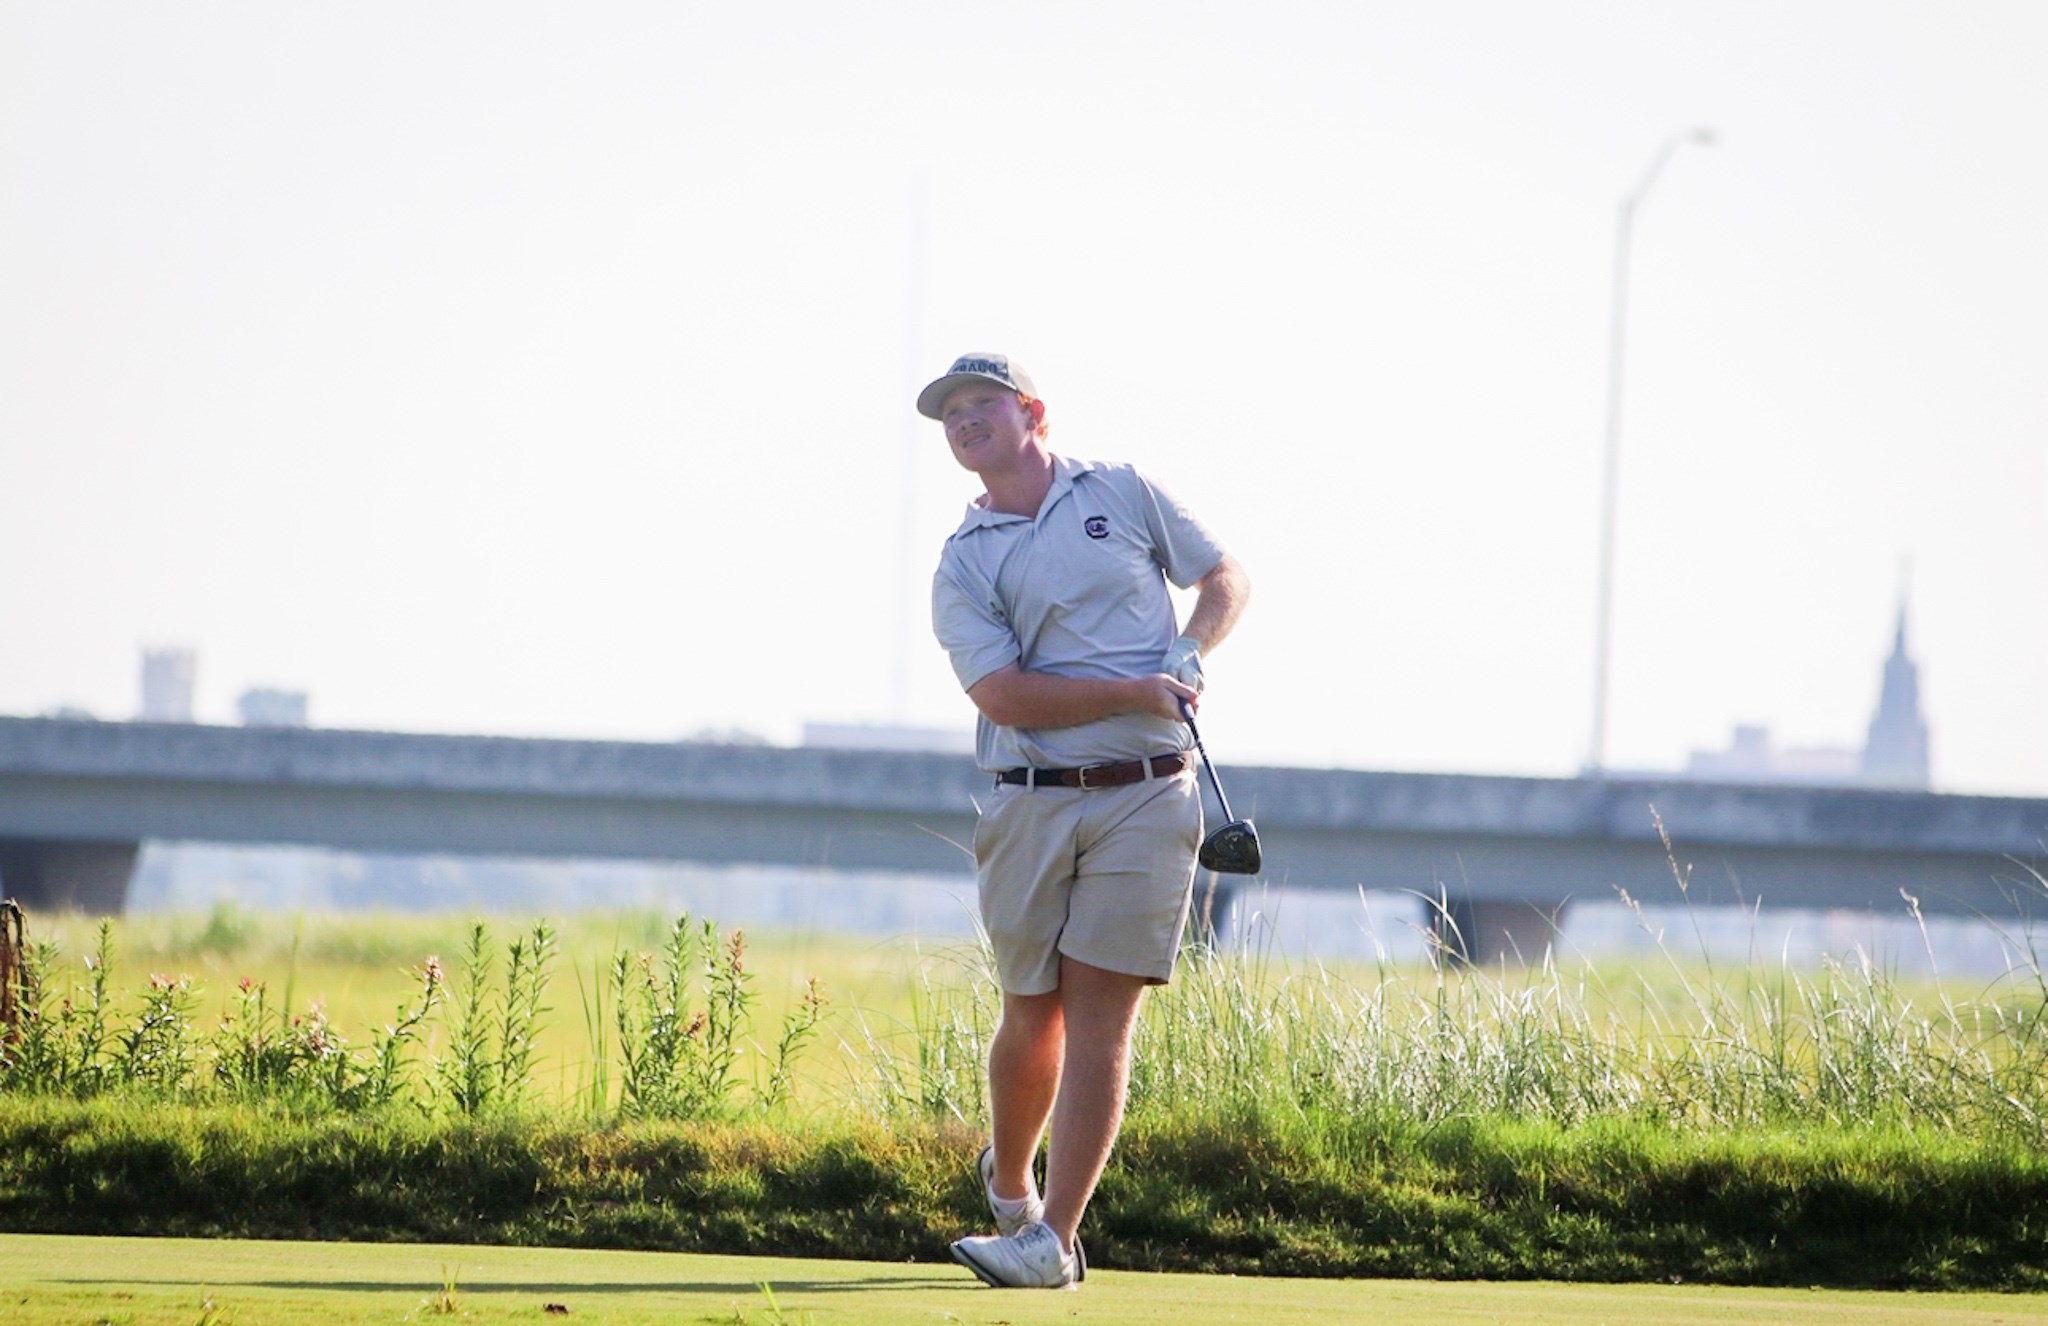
left=1019, top=1221, right=1069, bottom=1268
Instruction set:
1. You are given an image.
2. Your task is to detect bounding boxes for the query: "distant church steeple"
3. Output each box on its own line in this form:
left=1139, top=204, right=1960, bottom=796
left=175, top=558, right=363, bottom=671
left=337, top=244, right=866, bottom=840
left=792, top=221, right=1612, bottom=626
left=1859, top=603, right=1930, bottom=790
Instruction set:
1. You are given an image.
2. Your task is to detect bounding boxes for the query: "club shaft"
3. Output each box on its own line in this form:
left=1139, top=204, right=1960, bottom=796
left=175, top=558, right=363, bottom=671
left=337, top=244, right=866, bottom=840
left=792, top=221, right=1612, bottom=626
left=1181, top=707, right=1235, bottom=823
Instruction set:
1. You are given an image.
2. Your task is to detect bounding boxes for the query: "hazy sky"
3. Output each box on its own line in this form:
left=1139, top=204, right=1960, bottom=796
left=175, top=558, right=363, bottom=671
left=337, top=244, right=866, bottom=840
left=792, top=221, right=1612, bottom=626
left=3, top=2, right=2044, bottom=796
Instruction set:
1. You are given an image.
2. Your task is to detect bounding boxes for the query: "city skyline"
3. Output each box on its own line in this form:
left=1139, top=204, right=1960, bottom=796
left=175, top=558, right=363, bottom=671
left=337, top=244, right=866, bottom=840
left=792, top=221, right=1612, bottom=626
left=61, top=606, right=1938, bottom=797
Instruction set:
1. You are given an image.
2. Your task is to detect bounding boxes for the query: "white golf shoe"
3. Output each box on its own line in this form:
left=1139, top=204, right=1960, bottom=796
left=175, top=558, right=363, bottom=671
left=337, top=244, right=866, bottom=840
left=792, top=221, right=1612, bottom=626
left=977, top=1143, right=1043, bottom=1236
left=949, top=1219, right=1081, bottom=1289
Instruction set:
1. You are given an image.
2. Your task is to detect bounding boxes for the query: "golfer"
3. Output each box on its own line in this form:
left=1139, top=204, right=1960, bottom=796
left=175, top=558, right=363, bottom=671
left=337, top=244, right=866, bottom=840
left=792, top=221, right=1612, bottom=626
left=924, top=352, right=1250, bottom=1288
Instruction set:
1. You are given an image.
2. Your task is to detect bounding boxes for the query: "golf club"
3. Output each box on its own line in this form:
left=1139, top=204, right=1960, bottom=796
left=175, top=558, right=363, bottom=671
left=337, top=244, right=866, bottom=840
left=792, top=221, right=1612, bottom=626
left=1178, top=699, right=1262, bottom=875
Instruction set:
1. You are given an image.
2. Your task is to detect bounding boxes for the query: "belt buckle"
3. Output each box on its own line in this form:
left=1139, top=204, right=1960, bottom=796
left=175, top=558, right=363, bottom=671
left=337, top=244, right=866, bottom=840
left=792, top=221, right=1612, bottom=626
left=1075, top=763, right=1105, bottom=790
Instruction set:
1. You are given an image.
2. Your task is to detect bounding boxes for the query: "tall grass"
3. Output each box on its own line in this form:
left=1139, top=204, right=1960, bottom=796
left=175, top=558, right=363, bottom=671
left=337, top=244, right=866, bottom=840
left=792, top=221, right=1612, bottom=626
left=1120, top=925, right=2048, bottom=1138
left=834, top=888, right=2048, bottom=1145
left=5, top=891, right=2047, bottom=1144
left=840, top=934, right=999, bottom=1126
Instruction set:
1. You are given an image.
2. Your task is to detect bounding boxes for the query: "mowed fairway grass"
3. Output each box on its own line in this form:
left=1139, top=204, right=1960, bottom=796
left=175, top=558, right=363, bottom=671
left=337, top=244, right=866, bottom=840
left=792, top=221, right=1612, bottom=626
left=1, top=1235, right=2042, bottom=1326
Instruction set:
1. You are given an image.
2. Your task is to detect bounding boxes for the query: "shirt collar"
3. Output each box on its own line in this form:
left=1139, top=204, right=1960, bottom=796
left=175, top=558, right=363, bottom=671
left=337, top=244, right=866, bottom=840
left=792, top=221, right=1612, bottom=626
left=955, top=454, right=1097, bottom=531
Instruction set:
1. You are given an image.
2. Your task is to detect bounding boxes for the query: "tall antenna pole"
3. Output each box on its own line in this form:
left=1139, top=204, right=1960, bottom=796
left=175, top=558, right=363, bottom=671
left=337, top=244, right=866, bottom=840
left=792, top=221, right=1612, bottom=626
left=890, top=175, right=930, bottom=723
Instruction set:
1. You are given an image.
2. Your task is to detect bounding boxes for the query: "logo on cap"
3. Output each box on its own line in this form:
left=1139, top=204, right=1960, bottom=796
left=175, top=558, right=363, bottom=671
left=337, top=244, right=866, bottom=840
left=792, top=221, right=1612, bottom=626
left=917, top=351, right=1040, bottom=420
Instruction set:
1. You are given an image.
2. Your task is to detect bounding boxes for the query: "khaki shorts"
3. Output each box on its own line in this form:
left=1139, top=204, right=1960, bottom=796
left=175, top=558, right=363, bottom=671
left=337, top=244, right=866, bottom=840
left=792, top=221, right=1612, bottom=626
left=973, top=770, right=1203, bottom=995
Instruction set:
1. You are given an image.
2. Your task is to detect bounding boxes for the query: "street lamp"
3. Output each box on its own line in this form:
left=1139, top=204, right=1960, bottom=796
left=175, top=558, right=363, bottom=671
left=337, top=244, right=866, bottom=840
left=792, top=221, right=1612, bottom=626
left=1586, top=127, right=1716, bottom=776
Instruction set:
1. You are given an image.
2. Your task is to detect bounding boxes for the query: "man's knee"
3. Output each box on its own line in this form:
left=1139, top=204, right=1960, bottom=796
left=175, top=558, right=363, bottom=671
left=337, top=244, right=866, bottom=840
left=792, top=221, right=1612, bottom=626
left=1055, top=956, right=1148, bottom=1041
left=997, top=988, right=1064, bottom=1040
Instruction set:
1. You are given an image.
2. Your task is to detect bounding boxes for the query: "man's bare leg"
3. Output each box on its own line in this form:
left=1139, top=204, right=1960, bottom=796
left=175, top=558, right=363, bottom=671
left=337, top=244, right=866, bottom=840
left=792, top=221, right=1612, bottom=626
left=1040, top=955, right=1148, bottom=1252
left=986, top=988, right=1063, bottom=1201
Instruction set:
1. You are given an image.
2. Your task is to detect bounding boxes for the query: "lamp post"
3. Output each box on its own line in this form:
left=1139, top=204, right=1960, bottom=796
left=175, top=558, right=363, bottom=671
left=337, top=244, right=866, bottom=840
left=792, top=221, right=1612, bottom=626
left=1587, top=127, right=1715, bottom=776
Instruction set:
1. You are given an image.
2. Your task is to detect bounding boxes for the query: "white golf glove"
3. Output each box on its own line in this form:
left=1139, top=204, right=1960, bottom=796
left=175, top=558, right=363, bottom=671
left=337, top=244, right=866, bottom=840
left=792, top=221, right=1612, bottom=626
left=1161, top=635, right=1204, bottom=692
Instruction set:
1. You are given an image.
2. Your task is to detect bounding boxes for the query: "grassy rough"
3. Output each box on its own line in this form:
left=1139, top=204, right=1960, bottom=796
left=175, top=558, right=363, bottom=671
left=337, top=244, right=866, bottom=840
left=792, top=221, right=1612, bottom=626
left=1101, top=1111, right=2048, bottom=1288
left=3, top=1096, right=2044, bottom=1291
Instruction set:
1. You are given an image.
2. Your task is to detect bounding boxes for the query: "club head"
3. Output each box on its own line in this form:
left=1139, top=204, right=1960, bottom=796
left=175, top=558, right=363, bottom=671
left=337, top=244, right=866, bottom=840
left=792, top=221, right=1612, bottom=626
left=1198, top=819, right=1262, bottom=875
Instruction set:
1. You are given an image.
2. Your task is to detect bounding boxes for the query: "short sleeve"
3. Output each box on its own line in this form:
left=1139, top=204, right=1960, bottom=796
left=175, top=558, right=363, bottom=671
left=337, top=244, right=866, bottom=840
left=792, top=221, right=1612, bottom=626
left=931, top=558, right=1021, bottom=693
left=1132, top=470, right=1227, bottom=589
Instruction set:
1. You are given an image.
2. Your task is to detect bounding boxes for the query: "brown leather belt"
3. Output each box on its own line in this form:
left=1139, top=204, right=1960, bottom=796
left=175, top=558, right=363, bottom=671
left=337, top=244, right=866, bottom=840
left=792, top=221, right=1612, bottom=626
left=995, top=751, right=1192, bottom=790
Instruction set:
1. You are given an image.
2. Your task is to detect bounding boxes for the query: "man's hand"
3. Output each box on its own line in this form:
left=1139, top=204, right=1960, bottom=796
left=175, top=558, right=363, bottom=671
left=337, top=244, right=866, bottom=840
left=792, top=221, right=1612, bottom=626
left=1160, top=635, right=1204, bottom=692
left=1137, top=673, right=1200, bottom=722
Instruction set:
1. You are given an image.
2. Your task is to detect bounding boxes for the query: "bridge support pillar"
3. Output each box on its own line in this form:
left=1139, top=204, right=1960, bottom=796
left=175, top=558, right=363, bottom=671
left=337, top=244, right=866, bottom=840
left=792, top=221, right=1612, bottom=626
left=1438, top=898, right=1569, bottom=966
left=0, top=838, right=139, bottom=914
left=1190, top=876, right=1239, bottom=947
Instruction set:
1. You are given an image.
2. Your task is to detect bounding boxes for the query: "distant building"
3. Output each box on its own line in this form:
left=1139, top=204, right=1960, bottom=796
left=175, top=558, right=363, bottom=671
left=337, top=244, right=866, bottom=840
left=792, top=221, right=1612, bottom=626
left=237, top=687, right=309, bottom=728
left=680, top=727, right=772, bottom=746
left=802, top=722, right=974, bottom=756
left=1685, top=725, right=1861, bottom=786
left=1682, top=604, right=1932, bottom=790
left=139, top=647, right=196, bottom=722
left=1859, top=606, right=1931, bottom=790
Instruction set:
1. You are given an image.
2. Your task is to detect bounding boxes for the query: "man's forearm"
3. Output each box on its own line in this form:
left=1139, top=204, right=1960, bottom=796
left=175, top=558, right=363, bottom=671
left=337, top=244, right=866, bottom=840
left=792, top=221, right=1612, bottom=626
left=1181, top=553, right=1251, bottom=654
left=967, top=666, right=1187, bottom=730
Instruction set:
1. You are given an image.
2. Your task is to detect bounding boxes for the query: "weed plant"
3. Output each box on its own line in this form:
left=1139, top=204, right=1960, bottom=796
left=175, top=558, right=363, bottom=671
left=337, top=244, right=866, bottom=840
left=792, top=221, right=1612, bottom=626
left=433, top=920, right=560, bottom=1114
left=1, top=909, right=833, bottom=1124
left=610, top=916, right=828, bottom=1119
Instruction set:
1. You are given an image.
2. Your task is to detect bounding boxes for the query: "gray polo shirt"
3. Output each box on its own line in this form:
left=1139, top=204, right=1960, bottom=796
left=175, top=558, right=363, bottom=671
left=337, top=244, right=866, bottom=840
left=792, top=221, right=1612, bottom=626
left=932, top=454, right=1227, bottom=772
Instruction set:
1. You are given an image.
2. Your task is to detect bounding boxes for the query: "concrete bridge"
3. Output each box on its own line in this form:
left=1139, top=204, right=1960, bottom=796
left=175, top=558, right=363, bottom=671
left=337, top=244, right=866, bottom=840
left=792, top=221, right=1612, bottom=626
left=2, top=716, right=2044, bottom=961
